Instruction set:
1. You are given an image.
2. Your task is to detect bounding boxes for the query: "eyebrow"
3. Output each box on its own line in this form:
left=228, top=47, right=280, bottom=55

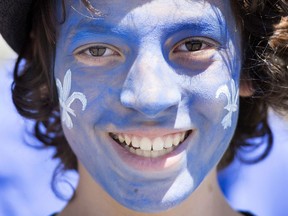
left=65, top=7, right=227, bottom=49
left=67, top=17, right=224, bottom=42
left=68, top=19, right=119, bottom=36
left=166, top=18, right=221, bottom=34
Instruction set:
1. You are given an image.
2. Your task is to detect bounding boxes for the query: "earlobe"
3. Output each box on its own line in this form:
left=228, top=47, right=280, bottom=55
left=239, top=78, right=254, bottom=97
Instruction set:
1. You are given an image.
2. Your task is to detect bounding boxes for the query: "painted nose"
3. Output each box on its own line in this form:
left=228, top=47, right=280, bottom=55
left=120, top=51, right=181, bottom=118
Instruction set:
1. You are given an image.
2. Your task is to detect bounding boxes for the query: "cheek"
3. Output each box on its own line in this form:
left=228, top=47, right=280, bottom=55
left=184, top=57, right=239, bottom=122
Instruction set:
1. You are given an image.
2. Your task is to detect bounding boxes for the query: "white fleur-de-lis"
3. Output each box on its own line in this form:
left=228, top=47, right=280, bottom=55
left=56, top=69, right=87, bottom=129
left=215, top=79, right=239, bottom=129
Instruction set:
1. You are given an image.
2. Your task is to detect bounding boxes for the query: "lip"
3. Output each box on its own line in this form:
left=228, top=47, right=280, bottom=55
left=108, top=129, right=194, bottom=172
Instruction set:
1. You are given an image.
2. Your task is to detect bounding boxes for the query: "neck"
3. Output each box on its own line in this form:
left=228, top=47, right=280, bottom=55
left=59, top=162, right=241, bottom=216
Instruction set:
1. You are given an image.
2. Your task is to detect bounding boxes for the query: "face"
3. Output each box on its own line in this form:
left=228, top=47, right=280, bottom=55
left=54, top=0, right=241, bottom=212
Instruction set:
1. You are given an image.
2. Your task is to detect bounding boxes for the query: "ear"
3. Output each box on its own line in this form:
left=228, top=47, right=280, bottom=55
left=239, top=78, right=254, bottom=97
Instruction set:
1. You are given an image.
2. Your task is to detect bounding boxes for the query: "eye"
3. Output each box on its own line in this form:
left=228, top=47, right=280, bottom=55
left=179, top=41, right=206, bottom=52
left=170, top=37, right=219, bottom=68
left=76, top=44, right=119, bottom=57
left=173, top=37, right=217, bottom=53
left=74, top=44, right=124, bottom=66
left=84, top=46, right=115, bottom=57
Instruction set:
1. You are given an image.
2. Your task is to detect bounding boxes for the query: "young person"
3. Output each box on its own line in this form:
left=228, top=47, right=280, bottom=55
left=0, top=0, right=287, bottom=215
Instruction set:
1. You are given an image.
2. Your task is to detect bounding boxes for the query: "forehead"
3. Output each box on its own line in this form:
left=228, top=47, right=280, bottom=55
left=62, top=0, right=234, bottom=30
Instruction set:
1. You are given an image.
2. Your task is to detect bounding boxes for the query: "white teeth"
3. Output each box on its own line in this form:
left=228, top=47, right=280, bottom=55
left=151, top=149, right=166, bottom=158
left=130, top=147, right=136, bottom=154
left=173, top=134, right=181, bottom=146
left=132, top=136, right=140, bottom=148
left=151, top=150, right=160, bottom=158
left=143, top=150, right=151, bottom=157
left=118, top=134, right=125, bottom=143
left=112, top=131, right=190, bottom=158
left=124, top=134, right=131, bottom=146
left=152, top=137, right=164, bottom=151
left=164, top=135, right=173, bottom=148
left=180, top=132, right=185, bottom=142
left=135, top=148, right=143, bottom=156
left=140, top=137, right=152, bottom=151
left=165, top=147, right=173, bottom=154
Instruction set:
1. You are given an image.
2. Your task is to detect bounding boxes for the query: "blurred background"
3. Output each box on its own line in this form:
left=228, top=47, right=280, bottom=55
left=0, top=35, right=76, bottom=216
left=0, top=34, right=288, bottom=216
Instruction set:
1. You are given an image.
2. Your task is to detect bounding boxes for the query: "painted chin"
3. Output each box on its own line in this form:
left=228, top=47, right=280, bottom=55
left=108, top=130, right=193, bottom=172
left=103, top=131, right=196, bottom=213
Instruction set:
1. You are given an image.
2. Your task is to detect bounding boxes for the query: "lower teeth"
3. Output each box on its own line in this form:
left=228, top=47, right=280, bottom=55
left=124, top=145, right=174, bottom=158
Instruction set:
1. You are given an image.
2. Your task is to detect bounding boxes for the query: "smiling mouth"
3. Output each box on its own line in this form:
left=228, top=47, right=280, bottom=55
left=109, top=130, right=192, bottom=158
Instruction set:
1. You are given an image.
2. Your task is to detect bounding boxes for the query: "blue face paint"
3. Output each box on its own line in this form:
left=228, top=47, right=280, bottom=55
left=54, top=0, right=241, bottom=213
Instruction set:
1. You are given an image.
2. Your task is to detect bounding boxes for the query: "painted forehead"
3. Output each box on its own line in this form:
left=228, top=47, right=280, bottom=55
left=64, top=0, right=234, bottom=24
left=59, top=0, right=239, bottom=47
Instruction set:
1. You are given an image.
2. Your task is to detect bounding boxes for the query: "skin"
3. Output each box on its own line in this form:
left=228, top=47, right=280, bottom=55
left=54, top=0, right=245, bottom=215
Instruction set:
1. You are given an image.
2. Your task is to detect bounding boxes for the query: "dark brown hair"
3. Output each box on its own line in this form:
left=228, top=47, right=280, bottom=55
left=12, top=0, right=288, bottom=179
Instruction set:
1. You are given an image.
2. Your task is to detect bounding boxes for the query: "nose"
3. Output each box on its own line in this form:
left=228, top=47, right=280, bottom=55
left=120, top=50, right=181, bottom=118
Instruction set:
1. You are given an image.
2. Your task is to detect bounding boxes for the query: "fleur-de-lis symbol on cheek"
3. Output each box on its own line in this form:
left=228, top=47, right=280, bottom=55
left=215, top=79, right=239, bottom=130
left=56, top=69, right=87, bottom=129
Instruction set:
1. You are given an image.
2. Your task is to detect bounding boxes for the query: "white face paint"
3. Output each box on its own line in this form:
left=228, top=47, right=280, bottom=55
left=216, top=79, right=239, bottom=129
left=56, top=69, right=87, bottom=129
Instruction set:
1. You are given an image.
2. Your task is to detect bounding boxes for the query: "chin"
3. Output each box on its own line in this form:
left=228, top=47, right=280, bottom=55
left=118, top=187, right=193, bottom=213
left=105, top=169, right=196, bottom=213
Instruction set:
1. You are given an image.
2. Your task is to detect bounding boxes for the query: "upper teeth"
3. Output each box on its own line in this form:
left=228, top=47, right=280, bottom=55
left=112, top=131, right=187, bottom=152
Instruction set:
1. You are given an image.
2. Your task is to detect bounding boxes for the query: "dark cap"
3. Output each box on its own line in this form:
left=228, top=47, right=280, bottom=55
left=0, top=0, right=33, bottom=53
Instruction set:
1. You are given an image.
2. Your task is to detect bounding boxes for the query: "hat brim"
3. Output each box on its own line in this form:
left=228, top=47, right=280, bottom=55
left=0, top=0, right=33, bottom=54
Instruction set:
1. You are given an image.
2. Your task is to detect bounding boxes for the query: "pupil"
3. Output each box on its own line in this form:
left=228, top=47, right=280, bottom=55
left=89, top=47, right=106, bottom=56
left=185, top=41, right=202, bottom=51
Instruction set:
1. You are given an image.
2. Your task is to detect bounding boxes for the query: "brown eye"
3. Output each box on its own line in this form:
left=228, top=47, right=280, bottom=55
left=78, top=45, right=117, bottom=57
left=74, top=44, right=124, bottom=66
left=173, top=37, right=218, bottom=54
left=185, top=41, right=203, bottom=52
left=89, top=46, right=107, bottom=56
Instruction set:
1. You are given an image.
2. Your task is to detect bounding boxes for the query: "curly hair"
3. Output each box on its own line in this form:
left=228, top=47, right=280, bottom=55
left=11, top=0, right=288, bottom=177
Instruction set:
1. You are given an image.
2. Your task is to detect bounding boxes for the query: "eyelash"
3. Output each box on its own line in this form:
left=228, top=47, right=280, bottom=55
left=73, top=44, right=123, bottom=66
left=173, top=37, right=218, bottom=53
left=74, top=43, right=122, bottom=59
left=77, top=45, right=119, bottom=56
